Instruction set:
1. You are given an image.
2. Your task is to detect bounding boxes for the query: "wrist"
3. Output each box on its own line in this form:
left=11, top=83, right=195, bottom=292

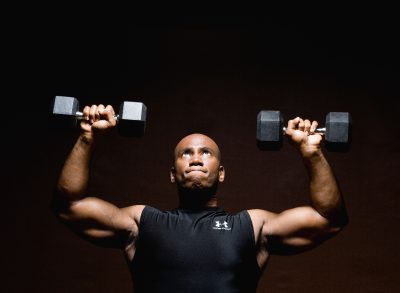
left=299, top=146, right=324, bottom=161
left=79, top=132, right=95, bottom=146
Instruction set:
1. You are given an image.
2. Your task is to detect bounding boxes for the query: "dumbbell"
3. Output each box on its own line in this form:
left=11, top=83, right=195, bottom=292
left=257, top=110, right=352, bottom=151
left=51, top=96, right=147, bottom=137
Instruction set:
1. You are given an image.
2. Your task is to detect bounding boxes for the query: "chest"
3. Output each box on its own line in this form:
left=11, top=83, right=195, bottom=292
left=134, top=214, right=254, bottom=270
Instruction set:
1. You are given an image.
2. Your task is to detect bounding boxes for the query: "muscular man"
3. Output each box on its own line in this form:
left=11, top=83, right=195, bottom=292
left=52, top=104, right=348, bottom=292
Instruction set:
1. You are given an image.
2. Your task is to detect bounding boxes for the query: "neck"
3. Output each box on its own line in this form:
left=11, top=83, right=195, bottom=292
left=177, top=187, right=219, bottom=209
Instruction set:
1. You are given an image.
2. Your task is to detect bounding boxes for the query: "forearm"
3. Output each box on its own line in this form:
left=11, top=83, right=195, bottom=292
left=303, top=150, right=347, bottom=227
left=55, top=133, right=95, bottom=201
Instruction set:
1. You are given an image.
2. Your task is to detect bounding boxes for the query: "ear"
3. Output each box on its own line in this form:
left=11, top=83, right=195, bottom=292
left=170, top=167, right=176, bottom=183
left=218, top=165, right=225, bottom=182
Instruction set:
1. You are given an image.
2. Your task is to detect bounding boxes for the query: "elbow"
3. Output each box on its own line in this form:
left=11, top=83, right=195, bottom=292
left=316, top=206, right=349, bottom=236
left=50, top=189, right=66, bottom=217
left=320, top=201, right=349, bottom=231
left=328, top=210, right=349, bottom=234
left=50, top=188, right=76, bottom=218
left=338, top=213, right=349, bottom=232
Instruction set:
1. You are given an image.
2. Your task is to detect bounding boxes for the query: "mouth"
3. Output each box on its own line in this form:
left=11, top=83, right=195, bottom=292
left=185, top=168, right=207, bottom=174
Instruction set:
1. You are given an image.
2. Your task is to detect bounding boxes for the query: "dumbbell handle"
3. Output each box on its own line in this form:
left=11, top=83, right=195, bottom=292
left=75, top=111, right=120, bottom=120
left=282, top=127, right=326, bottom=134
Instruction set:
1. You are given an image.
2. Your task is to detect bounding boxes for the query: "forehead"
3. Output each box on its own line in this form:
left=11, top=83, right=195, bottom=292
left=174, top=134, right=219, bottom=153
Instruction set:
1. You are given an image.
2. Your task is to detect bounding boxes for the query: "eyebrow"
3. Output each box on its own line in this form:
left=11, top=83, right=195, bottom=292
left=174, top=146, right=221, bottom=163
left=201, top=147, right=213, bottom=153
left=180, top=147, right=193, bottom=154
left=179, top=147, right=214, bottom=154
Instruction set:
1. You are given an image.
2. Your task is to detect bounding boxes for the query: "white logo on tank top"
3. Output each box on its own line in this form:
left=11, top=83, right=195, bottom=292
left=213, top=220, right=231, bottom=230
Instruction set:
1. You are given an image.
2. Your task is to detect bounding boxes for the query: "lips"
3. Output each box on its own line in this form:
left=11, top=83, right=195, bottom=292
left=185, top=168, right=207, bottom=174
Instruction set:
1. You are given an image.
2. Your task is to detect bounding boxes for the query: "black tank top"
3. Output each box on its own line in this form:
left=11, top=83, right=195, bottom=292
left=129, top=206, right=260, bottom=293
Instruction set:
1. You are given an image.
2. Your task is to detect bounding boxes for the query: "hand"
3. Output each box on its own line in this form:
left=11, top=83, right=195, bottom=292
left=285, top=117, right=323, bottom=157
left=80, top=104, right=117, bottom=138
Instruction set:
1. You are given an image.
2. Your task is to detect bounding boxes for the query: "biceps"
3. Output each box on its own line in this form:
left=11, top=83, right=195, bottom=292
left=265, top=207, right=334, bottom=252
left=57, top=197, right=135, bottom=247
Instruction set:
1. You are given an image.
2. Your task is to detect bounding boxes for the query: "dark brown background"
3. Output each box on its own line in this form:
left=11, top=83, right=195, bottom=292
left=5, top=13, right=400, bottom=292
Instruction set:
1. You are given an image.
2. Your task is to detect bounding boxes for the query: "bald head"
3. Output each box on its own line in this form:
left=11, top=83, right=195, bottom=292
left=171, top=133, right=225, bottom=207
left=173, top=133, right=221, bottom=162
left=171, top=133, right=225, bottom=194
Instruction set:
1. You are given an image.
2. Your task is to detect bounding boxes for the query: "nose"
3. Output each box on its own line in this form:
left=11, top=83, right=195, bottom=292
left=189, top=154, right=203, bottom=166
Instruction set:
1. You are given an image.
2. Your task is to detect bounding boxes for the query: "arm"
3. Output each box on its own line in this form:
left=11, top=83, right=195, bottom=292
left=249, top=117, right=348, bottom=255
left=51, top=104, right=144, bottom=249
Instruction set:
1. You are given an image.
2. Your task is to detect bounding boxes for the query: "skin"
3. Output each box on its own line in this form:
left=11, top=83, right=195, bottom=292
left=170, top=134, right=225, bottom=209
left=52, top=104, right=348, bottom=270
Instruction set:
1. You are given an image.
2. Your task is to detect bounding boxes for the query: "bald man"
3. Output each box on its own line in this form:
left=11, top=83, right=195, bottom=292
left=52, top=104, right=348, bottom=293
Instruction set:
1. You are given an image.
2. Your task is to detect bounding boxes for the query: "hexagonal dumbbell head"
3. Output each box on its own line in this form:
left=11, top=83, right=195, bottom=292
left=118, top=101, right=147, bottom=137
left=325, top=112, right=352, bottom=151
left=257, top=110, right=284, bottom=149
left=51, top=96, right=80, bottom=130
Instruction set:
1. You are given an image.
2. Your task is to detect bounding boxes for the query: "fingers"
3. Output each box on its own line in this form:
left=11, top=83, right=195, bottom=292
left=82, top=105, right=90, bottom=121
left=310, top=121, right=318, bottom=133
left=96, top=104, right=105, bottom=122
left=286, top=117, right=318, bottom=133
left=287, top=117, right=300, bottom=131
left=286, top=116, right=322, bottom=153
left=89, top=105, right=98, bottom=124
left=102, top=105, right=116, bottom=123
left=82, top=104, right=115, bottom=123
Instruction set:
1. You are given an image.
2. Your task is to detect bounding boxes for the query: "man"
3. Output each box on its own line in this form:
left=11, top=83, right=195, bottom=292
left=52, top=104, right=348, bottom=292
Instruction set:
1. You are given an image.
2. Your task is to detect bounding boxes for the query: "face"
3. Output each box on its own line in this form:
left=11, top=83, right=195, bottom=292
left=170, top=134, right=225, bottom=190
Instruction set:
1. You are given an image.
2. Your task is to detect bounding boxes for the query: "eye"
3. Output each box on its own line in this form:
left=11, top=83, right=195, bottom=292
left=182, top=150, right=191, bottom=157
left=202, top=150, right=211, bottom=156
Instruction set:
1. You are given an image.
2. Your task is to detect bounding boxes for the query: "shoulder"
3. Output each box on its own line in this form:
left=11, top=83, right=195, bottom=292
left=123, top=205, right=169, bottom=224
left=246, top=209, right=278, bottom=230
left=121, top=205, right=146, bottom=225
left=246, top=209, right=278, bottom=220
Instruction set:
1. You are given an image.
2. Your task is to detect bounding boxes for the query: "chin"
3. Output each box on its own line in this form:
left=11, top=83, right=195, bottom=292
left=180, top=179, right=207, bottom=190
left=190, top=182, right=205, bottom=189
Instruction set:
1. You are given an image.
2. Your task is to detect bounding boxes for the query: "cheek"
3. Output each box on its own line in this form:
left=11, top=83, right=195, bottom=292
left=206, top=164, right=220, bottom=178
left=174, top=162, right=187, bottom=177
left=206, top=160, right=220, bottom=170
